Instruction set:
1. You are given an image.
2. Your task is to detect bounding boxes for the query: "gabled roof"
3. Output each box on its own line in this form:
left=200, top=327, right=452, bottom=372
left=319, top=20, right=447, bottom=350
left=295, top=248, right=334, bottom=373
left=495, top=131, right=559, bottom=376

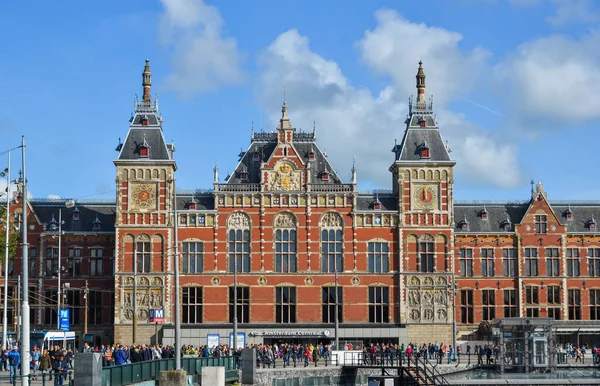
left=552, top=203, right=600, bottom=233
left=30, top=199, right=116, bottom=233
left=117, top=127, right=172, bottom=161
left=454, top=202, right=528, bottom=233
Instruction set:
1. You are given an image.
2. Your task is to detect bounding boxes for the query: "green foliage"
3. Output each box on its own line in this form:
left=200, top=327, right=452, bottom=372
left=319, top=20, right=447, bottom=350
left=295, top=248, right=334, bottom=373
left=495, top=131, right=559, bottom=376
left=0, top=207, right=19, bottom=262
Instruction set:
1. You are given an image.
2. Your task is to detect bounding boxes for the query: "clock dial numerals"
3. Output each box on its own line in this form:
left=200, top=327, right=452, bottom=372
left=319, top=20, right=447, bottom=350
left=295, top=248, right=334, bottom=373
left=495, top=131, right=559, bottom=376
left=413, top=184, right=438, bottom=210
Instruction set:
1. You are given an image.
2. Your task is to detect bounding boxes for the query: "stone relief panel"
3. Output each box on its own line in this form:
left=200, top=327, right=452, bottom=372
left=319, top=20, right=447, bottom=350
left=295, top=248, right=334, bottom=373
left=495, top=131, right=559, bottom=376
left=320, top=212, right=343, bottom=228
left=227, top=212, right=250, bottom=229
left=121, top=275, right=165, bottom=322
left=269, top=162, right=301, bottom=191
left=406, top=275, right=451, bottom=324
left=274, top=212, right=296, bottom=228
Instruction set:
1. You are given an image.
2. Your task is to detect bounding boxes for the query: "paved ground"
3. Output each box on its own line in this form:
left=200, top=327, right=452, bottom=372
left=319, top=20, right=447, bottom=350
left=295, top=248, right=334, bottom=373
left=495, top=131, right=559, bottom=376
left=0, top=372, right=73, bottom=385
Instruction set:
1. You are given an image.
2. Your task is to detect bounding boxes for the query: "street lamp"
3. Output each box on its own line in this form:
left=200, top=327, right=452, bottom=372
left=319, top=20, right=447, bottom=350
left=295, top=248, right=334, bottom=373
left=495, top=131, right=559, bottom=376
left=447, top=279, right=458, bottom=359
left=1, top=153, right=10, bottom=350
left=51, top=209, right=65, bottom=335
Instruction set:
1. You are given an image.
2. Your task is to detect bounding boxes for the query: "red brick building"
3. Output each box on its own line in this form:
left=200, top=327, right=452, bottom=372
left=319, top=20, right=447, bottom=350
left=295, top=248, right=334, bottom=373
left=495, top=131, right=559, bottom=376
left=4, top=60, right=600, bottom=349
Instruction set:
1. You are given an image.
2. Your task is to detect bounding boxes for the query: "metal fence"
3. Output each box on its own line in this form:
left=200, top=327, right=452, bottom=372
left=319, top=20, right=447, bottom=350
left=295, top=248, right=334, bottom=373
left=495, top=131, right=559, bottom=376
left=0, top=371, right=74, bottom=386
left=101, top=356, right=237, bottom=386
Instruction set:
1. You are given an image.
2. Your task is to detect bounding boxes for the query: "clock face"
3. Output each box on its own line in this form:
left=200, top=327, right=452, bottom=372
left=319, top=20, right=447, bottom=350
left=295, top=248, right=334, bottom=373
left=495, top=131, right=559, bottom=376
left=131, top=183, right=157, bottom=210
left=413, top=184, right=438, bottom=210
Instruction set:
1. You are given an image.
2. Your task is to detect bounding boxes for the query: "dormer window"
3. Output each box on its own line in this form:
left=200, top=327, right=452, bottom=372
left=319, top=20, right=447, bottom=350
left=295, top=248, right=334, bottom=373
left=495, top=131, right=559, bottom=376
left=502, top=213, right=512, bottom=231
left=373, top=201, right=381, bottom=210
left=418, top=117, right=426, bottom=128
left=418, top=140, right=430, bottom=159
left=480, top=208, right=488, bottom=220
left=141, top=115, right=149, bottom=126
left=589, top=217, right=597, bottom=231
left=239, top=170, right=248, bottom=181
left=139, top=146, right=149, bottom=157
left=309, top=151, right=316, bottom=161
left=321, top=172, right=329, bottom=181
left=565, top=206, right=573, bottom=220
left=252, top=152, right=260, bottom=162
left=72, top=207, right=80, bottom=221
left=188, top=199, right=197, bottom=210
left=92, top=215, right=102, bottom=231
left=459, top=216, right=469, bottom=231
left=48, top=214, right=58, bottom=231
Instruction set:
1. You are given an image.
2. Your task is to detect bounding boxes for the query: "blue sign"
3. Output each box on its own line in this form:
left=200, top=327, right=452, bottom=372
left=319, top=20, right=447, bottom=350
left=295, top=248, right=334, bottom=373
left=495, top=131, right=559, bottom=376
left=149, top=309, right=165, bottom=323
left=229, top=332, right=245, bottom=350
left=59, top=309, right=70, bottom=332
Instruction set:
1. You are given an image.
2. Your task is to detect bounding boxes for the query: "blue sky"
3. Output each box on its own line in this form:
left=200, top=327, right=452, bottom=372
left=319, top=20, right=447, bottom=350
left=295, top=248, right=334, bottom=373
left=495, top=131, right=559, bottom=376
left=1, top=0, right=600, bottom=201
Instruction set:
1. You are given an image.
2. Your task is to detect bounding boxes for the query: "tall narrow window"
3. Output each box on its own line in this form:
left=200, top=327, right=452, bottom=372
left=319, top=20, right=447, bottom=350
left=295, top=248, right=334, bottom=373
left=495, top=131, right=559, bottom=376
left=320, top=212, right=343, bottom=273
left=90, top=248, right=104, bottom=276
left=89, top=291, right=103, bottom=325
left=44, top=289, right=58, bottom=325
left=460, top=290, right=474, bottom=324
left=503, top=289, right=518, bottom=317
left=182, top=241, right=203, bottom=274
left=547, top=286, right=561, bottom=320
left=482, top=289, right=495, bottom=321
left=45, top=247, right=59, bottom=277
left=590, top=289, right=600, bottom=320
left=588, top=248, right=600, bottom=277
left=67, top=247, right=82, bottom=277
left=524, top=248, right=538, bottom=277
left=229, top=287, right=250, bottom=323
left=322, top=287, right=343, bottom=323
left=368, top=241, right=389, bottom=273
left=420, top=241, right=435, bottom=273
left=545, top=248, right=560, bottom=277
left=182, top=287, right=203, bottom=324
left=568, top=289, right=582, bottom=320
left=135, top=240, right=151, bottom=273
left=458, top=248, right=473, bottom=277
left=321, top=229, right=343, bottom=273
left=566, top=248, right=580, bottom=277
left=481, top=248, right=494, bottom=277
left=66, top=291, right=81, bottom=325
left=525, top=286, right=540, bottom=318
left=535, top=215, right=547, bottom=234
left=275, top=287, right=296, bottom=323
left=369, top=286, right=389, bottom=323
left=502, top=248, right=516, bottom=277
left=275, top=230, right=297, bottom=273
left=228, top=230, right=250, bottom=273
left=227, top=212, right=251, bottom=273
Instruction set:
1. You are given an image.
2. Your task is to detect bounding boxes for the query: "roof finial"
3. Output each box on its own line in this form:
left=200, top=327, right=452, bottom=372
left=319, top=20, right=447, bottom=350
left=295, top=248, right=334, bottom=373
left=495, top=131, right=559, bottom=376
left=416, top=60, right=426, bottom=105
left=313, top=120, right=316, bottom=137
left=142, top=59, right=152, bottom=103
left=213, top=162, right=219, bottom=184
left=281, top=86, right=289, bottom=120
left=530, top=179, right=535, bottom=194
left=251, top=121, right=255, bottom=139
left=351, top=156, right=357, bottom=184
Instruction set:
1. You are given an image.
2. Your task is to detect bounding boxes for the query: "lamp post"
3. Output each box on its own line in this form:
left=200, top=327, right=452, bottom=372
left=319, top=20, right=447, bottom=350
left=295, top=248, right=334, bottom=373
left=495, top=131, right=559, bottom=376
left=334, top=269, right=339, bottom=350
left=233, top=252, right=238, bottom=352
left=56, top=209, right=63, bottom=333
left=83, top=280, right=89, bottom=335
left=132, top=249, right=137, bottom=345
left=20, top=135, right=31, bottom=385
left=448, top=277, right=458, bottom=359
left=173, top=177, right=181, bottom=370
left=1, top=151, right=10, bottom=350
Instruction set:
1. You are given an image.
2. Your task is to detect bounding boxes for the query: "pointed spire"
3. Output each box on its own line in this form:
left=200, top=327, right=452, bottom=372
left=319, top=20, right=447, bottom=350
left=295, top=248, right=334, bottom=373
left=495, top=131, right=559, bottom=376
left=142, top=59, right=152, bottom=103
left=213, top=162, right=219, bottom=184
left=416, top=60, right=426, bottom=105
left=530, top=179, right=535, bottom=195
left=251, top=121, right=255, bottom=139
left=313, top=120, right=316, bottom=138
left=282, top=86, right=288, bottom=120
left=351, top=156, right=357, bottom=184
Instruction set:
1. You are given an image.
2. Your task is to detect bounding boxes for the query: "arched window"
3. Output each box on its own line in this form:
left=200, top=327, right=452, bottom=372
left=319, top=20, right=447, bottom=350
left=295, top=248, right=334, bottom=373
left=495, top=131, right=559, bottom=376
left=227, top=212, right=251, bottom=273
left=274, top=213, right=297, bottom=273
left=135, top=234, right=151, bottom=273
left=418, top=234, right=434, bottom=273
left=320, top=212, right=343, bottom=273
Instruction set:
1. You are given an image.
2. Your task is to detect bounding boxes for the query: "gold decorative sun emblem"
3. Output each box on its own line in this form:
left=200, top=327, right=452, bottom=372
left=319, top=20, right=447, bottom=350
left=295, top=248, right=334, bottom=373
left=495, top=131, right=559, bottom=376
left=131, top=183, right=157, bottom=210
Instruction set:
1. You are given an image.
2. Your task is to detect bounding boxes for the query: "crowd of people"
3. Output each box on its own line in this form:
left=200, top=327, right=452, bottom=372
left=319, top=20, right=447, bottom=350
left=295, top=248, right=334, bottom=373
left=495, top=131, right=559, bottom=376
left=1, top=344, right=73, bottom=385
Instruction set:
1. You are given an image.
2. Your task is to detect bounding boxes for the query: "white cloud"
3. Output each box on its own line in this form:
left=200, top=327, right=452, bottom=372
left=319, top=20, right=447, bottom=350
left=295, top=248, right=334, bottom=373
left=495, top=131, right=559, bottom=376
left=496, top=31, right=600, bottom=122
left=356, top=10, right=490, bottom=105
left=546, top=0, right=600, bottom=26
left=47, top=194, right=61, bottom=199
left=159, top=0, right=245, bottom=97
left=256, top=20, right=522, bottom=188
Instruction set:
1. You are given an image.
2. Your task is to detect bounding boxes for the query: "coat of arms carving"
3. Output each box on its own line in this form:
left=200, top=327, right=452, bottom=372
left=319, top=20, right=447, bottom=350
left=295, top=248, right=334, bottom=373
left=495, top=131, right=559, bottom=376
left=270, top=162, right=300, bottom=191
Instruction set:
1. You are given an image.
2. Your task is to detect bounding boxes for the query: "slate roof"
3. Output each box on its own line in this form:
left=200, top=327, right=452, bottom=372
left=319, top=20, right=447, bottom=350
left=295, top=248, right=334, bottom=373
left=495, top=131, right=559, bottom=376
left=175, top=192, right=215, bottom=211
left=30, top=199, right=116, bottom=233
left=356, top=193, right=397, bottom=211
left=117, top=127, right=172, bottom=161
left=453, top=201, right=600, bottom=234
left=226, top=129, right=343, bottom=185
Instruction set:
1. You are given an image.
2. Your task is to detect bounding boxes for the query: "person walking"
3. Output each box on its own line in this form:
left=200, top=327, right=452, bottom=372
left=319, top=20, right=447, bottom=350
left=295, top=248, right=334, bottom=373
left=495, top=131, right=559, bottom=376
left=6, top=346, right=20, bottom=385
left=31, top=346, right=41, bottom=380
left=39, top=349, right=52, bottom=381
left=52, top=352, right=70, bottom=386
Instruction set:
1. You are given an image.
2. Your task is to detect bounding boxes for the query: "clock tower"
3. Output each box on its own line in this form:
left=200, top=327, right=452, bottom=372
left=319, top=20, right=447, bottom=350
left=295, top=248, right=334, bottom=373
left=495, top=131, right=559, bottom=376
left=113, top=60, right=177, bottom=344
left=390, top=62, right=456, bottom=344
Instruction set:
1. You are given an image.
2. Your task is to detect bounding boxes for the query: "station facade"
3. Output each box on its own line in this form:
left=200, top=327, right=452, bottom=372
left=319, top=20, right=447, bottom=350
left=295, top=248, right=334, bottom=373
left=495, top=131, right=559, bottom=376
left=3, top=60, right=600, bottom=348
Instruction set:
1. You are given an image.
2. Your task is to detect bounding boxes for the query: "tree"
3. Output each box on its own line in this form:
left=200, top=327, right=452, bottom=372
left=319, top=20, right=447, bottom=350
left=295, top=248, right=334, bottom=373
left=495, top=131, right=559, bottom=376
left=0, top=206, right=19, bottom=268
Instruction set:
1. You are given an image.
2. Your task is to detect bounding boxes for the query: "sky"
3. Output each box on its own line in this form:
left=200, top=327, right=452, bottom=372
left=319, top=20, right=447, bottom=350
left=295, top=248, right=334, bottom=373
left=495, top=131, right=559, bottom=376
left=1, top=0, right=600, bottom=201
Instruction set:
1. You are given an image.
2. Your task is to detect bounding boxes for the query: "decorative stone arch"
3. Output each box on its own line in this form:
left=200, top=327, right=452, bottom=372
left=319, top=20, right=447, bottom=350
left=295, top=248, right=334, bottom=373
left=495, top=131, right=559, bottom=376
left=319, top=211, right=343, bottom=229
left=137, top=168, right=143, bottom=179
left=419, top=233, right=434, bottom=242
left=427, top=170, right=433, bottom=180
left=273, top=211, right=297, bottom=228
left=145, top=169, right=151, bottom=180
left=419, top=170, right=425, bottom=179
left=152, top=169, right=159, bottom=179
left=227, top=211, right=251, bottom=229
left=434, top=170, right=441, bottom=180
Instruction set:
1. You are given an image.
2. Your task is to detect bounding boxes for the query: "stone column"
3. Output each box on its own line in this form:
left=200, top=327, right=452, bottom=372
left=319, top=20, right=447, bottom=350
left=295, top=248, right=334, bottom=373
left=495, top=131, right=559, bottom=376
left=74, top=353, right=102, bottom=386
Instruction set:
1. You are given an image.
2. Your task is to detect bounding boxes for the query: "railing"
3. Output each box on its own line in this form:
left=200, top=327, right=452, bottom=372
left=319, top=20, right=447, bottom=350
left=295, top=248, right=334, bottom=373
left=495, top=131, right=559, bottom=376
left=0, top=371, right=74, bottom=386
left=215, top=183, right=261, bottom=192
left=101, top=356, right=237, bottom=386
left=309, top=184, right=354, bottom=193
